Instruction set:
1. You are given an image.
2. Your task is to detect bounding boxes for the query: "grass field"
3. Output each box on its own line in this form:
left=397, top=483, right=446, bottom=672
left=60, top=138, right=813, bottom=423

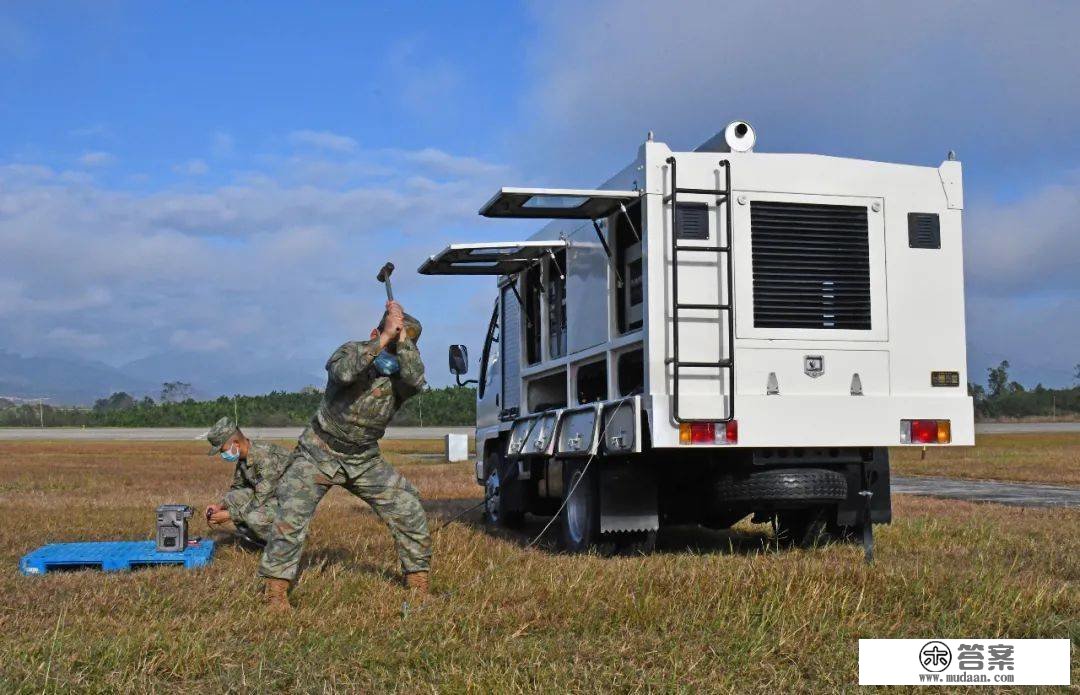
left=892, top=433, right=1080, bottom=486
left=0, top=437, right=1076, bottom=692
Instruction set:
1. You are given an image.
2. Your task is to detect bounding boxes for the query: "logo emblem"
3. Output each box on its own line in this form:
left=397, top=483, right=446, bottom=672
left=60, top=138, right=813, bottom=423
left=919, top=641, right=953, bottom=672
left=804, top=355, right=825, bottom=378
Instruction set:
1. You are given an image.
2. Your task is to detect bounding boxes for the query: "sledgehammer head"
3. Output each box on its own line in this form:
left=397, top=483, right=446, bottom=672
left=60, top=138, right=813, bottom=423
left=376, top=261, right=395, bottom=301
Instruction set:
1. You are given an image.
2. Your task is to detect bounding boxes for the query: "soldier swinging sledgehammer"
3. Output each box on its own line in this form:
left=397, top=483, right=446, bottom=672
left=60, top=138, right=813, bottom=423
left=258, top=298, right=432, bottom=611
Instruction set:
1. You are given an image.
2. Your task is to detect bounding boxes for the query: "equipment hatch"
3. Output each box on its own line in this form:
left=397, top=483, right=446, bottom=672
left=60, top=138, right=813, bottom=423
left=418, top=240, right=567, bottom=276
left=479, top=187, right=639, bottom=219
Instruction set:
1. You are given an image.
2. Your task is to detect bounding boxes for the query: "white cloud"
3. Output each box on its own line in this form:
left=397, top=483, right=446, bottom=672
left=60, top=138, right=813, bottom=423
left=78, top=151, right=115, bottom=168
left=289, top=129, right=358, bottom=153
left=401, top=148, right=508, bottom=177
left=0, top=142, right=508, bottom=387
left=173, top=158, right=209, bottom=176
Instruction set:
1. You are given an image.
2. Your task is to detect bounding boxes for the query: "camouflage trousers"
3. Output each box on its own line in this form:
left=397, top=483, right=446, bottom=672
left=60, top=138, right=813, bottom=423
left=223, top=489, right=276, bottom=544
left=257, top=427, right=432, bottom=582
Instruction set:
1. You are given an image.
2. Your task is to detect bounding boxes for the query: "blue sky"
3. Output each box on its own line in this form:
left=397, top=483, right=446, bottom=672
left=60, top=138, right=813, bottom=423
left=1, top=0, right=1078, bottom=398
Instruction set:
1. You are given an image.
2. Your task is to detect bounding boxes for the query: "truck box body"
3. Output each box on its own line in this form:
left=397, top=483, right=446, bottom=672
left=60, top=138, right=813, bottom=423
left=421, top=124, right=972, bottom=550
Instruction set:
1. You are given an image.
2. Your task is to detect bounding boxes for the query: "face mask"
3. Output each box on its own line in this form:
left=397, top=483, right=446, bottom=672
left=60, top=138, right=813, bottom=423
left=372, top=350, right=400, bottom=377
left=220, top=445, right=240, bottom=462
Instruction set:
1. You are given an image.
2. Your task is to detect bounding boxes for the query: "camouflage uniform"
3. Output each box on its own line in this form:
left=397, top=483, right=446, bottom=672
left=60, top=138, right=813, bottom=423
left=220, top=441, right=292, bottom=542
left=206, top=417, right=292, bottom=543
left=258, top=317, right=431, bottom=582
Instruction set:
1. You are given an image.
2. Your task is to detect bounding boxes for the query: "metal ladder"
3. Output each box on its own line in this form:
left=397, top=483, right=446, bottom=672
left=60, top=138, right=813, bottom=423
left=665, top=157, right=735, bottom=423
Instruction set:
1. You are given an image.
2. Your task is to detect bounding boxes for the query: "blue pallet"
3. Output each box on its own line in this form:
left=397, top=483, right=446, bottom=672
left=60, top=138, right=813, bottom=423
left=19, top=539, right=215, bottom=575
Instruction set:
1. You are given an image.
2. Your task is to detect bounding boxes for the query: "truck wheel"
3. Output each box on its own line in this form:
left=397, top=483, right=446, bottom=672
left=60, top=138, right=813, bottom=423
left=715, top=467, right=847, bottom=505
left=560, top=460, right=608, bottom=553
left=483, top=454, right=523, bottom=528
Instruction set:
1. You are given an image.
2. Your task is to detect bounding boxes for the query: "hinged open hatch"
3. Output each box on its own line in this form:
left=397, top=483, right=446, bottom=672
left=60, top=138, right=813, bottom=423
left=480, top=187, right=640, bottom=219
left=418, top=240, right=567, bottom=276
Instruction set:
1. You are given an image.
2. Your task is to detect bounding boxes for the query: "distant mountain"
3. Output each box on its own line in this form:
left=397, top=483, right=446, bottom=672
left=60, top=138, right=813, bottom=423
left=0, top=351, right=158, bottom=406
left=0, top=348, right=325, bottom=407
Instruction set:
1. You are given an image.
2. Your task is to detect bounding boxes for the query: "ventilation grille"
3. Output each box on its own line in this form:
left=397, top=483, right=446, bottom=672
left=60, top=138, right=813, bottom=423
left=907, top=212, right=941, bottom=249
left=750, top=201, right=871, bottom=330
left=675, top=202, right=709, bottom=240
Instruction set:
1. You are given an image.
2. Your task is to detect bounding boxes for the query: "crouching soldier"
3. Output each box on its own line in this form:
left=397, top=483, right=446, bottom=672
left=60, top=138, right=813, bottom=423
left=205, top=417, right=292, bottom=547
left=258, top=300, right=431, bottom=611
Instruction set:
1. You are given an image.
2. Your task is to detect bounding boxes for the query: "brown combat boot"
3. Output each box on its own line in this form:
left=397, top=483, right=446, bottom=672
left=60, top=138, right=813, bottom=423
left=404, top=571, right=430, bottom=596
left=264, top=578, right=292, bottom=612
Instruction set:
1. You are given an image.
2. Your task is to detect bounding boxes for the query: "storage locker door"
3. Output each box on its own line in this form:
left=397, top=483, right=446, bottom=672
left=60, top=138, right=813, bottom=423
left=500, top=284, right=521, bottom=418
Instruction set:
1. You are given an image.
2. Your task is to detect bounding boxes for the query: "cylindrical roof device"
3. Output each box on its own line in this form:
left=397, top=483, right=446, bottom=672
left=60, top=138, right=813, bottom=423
left=693, top=120, right=757, bottom=153
left=723, top=120, right=755, bottom=152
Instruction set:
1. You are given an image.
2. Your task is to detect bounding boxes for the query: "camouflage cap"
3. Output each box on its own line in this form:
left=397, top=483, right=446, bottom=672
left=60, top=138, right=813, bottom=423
left=206, top=416, right=238, bottom=455
left=379, top=311, right=422, bottom=343
left=402, top=312, right=422, bottom=342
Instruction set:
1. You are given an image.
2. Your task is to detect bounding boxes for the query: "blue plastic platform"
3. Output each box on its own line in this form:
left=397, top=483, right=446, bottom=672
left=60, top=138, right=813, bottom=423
left=19, top=539, right=215, bottom=576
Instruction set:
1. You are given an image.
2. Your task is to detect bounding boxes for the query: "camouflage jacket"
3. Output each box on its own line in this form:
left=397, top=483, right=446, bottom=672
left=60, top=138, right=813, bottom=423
left=314, top=336, right=426, bottom=447
left=221, top=440, right=292, bottom=521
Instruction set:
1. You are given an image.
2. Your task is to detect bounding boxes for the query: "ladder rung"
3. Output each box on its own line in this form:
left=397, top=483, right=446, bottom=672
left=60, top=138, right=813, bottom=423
left=675, top=302, right=730, bottom=310
left=667, top=359, right=733, bottom=368
left=676, top=187, right=725, bottom=195
left=664, top=192, right=729, bottom=202
left=675, top=245, right=729, bottom=253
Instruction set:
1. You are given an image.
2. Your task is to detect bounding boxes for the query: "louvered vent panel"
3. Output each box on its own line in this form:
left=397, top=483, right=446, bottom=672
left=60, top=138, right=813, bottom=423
left=750, top=201, right=871, bottom=330
left=907, top=212, right=941, bottom=249
left=675, top=202, right=709, bottom=239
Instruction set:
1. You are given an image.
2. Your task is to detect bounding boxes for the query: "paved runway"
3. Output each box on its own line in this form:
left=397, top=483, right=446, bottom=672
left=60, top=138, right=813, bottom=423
left=893, top=476, right=1080, bottom=508
left=974, top=421, right=1080, bottom=433
left=0, top=426, right=472, bottom=441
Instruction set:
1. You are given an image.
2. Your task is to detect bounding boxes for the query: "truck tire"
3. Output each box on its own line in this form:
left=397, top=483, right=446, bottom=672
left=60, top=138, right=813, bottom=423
left=559, top=459, right=613, bottom=554
left=483, top=453, right=523, bottom=528
left=715, top=467, right=847, bottom=505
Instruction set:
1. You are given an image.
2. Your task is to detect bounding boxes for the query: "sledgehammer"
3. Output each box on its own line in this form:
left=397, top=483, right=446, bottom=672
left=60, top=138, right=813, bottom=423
left=376, top=261, right=395, bottom=302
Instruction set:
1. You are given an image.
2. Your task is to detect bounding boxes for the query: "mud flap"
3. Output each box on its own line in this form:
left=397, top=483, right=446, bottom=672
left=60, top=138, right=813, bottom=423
left=599, top=462, right=658, bottom=533
left=835, top=448, right=891, bottom=528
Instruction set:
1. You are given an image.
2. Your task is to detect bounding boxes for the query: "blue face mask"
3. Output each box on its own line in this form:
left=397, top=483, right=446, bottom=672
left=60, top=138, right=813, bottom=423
left=220, top=445, right=240, bottom=462
left=372, top=350, right=400, bottom=376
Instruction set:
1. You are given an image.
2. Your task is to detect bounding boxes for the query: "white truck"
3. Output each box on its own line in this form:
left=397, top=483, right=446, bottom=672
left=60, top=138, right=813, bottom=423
left=420, top=122, right=973, bottom=557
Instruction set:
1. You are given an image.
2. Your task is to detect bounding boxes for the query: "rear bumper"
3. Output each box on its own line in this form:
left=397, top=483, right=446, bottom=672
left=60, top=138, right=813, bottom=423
left=648, top=394, right=974, bottom=448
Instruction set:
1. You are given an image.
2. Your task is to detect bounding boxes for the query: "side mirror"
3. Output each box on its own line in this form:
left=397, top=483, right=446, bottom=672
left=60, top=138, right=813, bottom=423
left=449, top=344, right=469, bottom=375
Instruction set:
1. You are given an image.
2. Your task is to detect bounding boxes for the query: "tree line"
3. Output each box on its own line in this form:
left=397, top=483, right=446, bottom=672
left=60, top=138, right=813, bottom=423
left=1, top=360, right=1076, bottom=427
left=969, top=361, right=1080, bottom=419
left=0, top=385, right=478, bottom=428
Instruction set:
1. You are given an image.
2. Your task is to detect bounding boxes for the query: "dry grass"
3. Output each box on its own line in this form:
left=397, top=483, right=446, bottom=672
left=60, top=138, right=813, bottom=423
left=892, top=433, right=1080, bottom=486
left=0, top=439, right=1076, bottom=693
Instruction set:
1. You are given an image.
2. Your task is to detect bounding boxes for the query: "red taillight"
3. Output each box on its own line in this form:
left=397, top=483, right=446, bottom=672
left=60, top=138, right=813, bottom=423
left=679, top=420, right=738, bottom=445
left=722, top=420, right=738, bottom=444
left=690, top=422, right=714, bottom=443
left=901, top=419, right=951, bottom=444
left=910, top=419, right=937, bottom=444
